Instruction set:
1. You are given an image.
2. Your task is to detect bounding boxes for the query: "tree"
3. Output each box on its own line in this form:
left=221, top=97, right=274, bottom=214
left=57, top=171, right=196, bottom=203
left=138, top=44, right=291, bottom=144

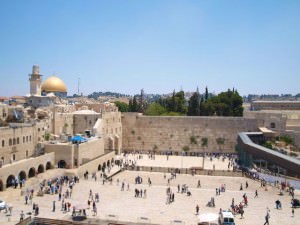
left=199, top=89, right=243, bottom=117
left=175, top=91, right=187, bottom=114
left=187, top=91, right=200, bottom=116
left=144, top=103, right=167, bottom=116
left=280, top=135, right=294, bottom=145
left=205, top=86, right=209, bottom=102
left=114, top=101, right=129, bottom=112
left=171, top=90, right=177, bottom=112
left=132, top=96, right=138, bottom=112
left=128, top=99, right=133, bottom=112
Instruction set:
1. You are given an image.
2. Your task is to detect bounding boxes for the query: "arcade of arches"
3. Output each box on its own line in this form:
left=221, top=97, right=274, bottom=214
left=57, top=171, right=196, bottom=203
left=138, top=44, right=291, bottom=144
left=0, top=161, right=52, bottom=191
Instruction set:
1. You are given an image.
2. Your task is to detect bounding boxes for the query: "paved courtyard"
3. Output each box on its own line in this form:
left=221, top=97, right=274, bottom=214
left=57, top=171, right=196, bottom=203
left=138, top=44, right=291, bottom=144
left=122, top=154, right=233, bottom=170
left=0, top=155, right=298, bottom=225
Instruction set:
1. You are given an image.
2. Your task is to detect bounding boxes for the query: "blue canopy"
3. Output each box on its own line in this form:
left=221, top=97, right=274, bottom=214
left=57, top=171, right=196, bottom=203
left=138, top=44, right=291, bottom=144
left=71, top=135, right=87, bottom=142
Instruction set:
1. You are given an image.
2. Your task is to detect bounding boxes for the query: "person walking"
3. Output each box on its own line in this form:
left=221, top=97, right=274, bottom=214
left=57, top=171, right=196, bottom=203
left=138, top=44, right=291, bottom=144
left=52, top=200, right=56, bottom=212
left=264, top=208, right=270, bottom=225
left=255, top=190, right=258, bottom=198
left=292, top=208, right=294, bottom=217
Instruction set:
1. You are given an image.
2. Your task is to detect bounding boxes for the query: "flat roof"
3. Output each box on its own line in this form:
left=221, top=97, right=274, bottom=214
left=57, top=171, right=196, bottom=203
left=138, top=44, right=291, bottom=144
left=252, top=101, right=300, bottom=103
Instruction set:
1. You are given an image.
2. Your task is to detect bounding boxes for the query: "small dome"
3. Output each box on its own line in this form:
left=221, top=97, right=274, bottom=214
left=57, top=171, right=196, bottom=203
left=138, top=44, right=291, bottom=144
left=41, top=76, right=67, bottom=93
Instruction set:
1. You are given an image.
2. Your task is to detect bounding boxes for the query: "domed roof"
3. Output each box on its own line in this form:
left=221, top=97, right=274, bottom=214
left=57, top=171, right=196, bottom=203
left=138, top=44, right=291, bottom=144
left=41, top=76, right=67, bottom=93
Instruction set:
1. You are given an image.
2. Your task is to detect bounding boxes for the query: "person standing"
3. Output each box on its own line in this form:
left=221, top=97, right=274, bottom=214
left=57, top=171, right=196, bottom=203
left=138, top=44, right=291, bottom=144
left=255, top=190, right=258, bottom=198
left=196, top=205, right=199, bottom=215
left=292, top=208, right=294, bottom=217
left=20, top=210, right=24, bottom=221
left=52, top=200, right=56, bottom=212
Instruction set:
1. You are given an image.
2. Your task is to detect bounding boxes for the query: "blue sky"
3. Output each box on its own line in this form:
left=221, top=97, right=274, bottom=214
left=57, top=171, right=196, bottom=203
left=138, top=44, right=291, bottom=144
left=0, top=0, right=299, bottom=96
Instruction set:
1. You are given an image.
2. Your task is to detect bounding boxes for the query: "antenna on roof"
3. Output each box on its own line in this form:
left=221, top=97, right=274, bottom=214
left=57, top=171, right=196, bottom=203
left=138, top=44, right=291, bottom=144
left=78, top=77, right=80, bottom=96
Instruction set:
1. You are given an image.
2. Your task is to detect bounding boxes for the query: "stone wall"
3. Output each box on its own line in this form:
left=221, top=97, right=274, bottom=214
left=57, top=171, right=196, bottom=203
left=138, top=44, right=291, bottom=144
left=102, top=111, right=122, bottom=154
left=122, top=113, right=259, bottom=154
left=76, top=138, right=104, bottom=165
left=0, top=124, right=36, bottom=166
left=0, top=153, right=55, bottom=191
left=53, top=112, right=74, bottom=135
left=44, top=138, right=104, bottom=169
left=244, top=111, right=287, bottom=133
left=77, top=151, right=115, bottom=177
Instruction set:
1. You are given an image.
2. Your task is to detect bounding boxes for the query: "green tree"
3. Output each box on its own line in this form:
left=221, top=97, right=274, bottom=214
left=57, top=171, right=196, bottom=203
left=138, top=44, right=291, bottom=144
left=205, top=86, right=209, bottom=102
left=132, top=96, right=138, bottom=112
left=187, top=91, right=200, bottom=116
left=280, top=135, right=294, bottom=145
left=144, top=103, right=167, bottom=116
left=128, top=98, right=133, bottom=112
left=114, top=101, right=129, bottom=112
left=175, top=91, right=187, bottom=114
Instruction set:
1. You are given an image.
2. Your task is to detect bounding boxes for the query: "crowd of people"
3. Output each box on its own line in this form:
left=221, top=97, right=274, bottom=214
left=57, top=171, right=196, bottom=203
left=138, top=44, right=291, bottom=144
left=0, top=152, right=297, bottom=225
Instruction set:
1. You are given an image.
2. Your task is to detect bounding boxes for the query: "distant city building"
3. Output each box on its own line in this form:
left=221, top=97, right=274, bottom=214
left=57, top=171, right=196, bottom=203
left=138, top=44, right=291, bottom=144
left=251, top=101, right=300, bottom=111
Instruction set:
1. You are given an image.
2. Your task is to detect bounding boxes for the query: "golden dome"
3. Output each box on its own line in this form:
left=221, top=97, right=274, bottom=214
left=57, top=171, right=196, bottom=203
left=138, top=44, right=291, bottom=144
left=41, top=76, right=67, bottom=93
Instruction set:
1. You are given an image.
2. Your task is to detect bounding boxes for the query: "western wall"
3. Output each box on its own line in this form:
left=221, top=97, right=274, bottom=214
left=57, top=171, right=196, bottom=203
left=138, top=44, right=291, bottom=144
left=122, top=113, right=261, bottom=154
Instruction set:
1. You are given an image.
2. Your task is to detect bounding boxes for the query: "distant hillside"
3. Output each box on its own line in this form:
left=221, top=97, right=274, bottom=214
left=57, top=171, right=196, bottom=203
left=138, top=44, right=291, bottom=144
left=87, top=92, right=130, bottom=99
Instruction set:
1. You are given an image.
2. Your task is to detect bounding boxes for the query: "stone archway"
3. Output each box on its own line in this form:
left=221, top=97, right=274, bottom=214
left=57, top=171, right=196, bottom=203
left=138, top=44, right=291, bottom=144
left=0, top=180, right=3, bottom=191
left=18, top=171, right=27, bottom=181
left=46, top=161, right=52, bottom=170
left=58, top=160, right=67, bottom=168
left=6, top=175, right=15, bottom=188
left=28, top=167, right=36, bottom=178
left=98, top=164, right=102, bottom=171
left=38, top=164, right=45, bottom=174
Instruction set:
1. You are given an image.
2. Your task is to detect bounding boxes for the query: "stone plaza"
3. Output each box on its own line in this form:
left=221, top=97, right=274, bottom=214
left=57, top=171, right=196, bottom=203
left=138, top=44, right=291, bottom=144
left=0, top=154, right=298, bottom=225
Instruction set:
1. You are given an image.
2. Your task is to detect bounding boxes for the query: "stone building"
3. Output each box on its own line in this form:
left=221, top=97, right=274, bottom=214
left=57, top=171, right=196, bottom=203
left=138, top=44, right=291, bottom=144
left=0, top=104, right=8, bottom=121
left=251, top=100, right=300, bottom=111
left=0, top=66, right=117, bottom=191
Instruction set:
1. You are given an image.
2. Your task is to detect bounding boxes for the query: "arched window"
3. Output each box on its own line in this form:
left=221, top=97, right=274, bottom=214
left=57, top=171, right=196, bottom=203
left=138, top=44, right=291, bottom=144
left=17, top=138, right=19, bottom=144
left=1, top=140, right=4, bottom=147
left=29, top=136, right=32, bottom=142
left=270, top=123, right=276, bottom=129
left=23, top=136, right=25, bottom=143
left=12, top=154, right=16, bottom=161
left=13, top=138, right=16, bottom=145
left=26, top=136, right=28, bottom=142
left=9, top=139, right=12, bottom=146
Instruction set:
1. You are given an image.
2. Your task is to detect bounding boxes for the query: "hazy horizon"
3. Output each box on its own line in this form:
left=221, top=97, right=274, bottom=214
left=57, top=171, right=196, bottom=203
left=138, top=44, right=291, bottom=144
left=1, top=1, right=299, bottom=97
